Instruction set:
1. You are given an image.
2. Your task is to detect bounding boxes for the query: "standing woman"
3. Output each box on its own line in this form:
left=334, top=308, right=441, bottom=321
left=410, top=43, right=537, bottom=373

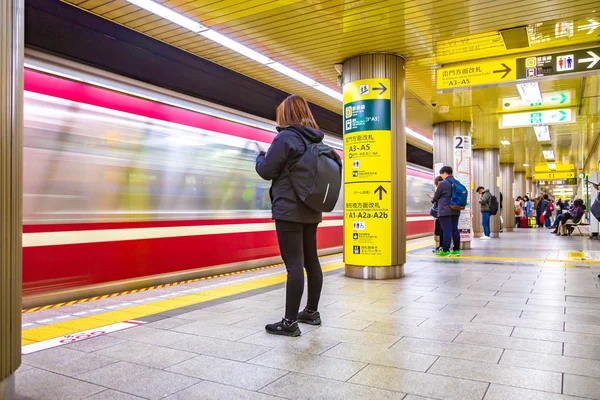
left=514, top=196, right=523, bottom=228
left=255, top=95, right=325, bottom=337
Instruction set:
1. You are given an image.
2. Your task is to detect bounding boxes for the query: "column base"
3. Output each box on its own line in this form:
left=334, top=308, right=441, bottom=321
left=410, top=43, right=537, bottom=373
left=345, top=265, right=404, bottom=280
left=0, top=374, right=15, bottom=399
left=491, top=232, right=500, bottom=238
left=503, top=227, right=514, bottom=232
left=460, top=241, right=471, bottom=250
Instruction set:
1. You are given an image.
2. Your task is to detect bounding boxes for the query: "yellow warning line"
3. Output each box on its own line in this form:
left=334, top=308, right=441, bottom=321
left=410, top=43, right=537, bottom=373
left=22, top=239, right=434, bottom=345
left=22, top=255, right=335, bottom=314
left=21, top=262, right=342, bottom=345
left=408, top=253, right=600, bottom=265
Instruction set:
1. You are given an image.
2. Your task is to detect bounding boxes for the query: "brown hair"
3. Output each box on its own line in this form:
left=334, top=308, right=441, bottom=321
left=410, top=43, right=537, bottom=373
left=276, top=95, right=319, bottom=129
left=434, top=175, right=444, bottom=185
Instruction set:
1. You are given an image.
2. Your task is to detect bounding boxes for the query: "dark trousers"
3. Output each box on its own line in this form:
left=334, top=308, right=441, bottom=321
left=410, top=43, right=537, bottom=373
left=275, top=220, right=323, bottom=320
left=439, top=214, right=460, bottom=252
left=434, top=219, right=443, bottom=249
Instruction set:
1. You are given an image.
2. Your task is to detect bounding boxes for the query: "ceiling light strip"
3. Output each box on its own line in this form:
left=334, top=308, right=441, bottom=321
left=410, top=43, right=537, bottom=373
left=125, top=0, right=433, bottom=146
left=126, top=0, right=341, bottom=101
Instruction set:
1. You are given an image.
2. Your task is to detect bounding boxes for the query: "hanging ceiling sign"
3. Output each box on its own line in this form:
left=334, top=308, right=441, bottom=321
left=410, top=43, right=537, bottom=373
left=501, top=90, right=574, bottom=111
left=516, top=47, right=600, bottom=79
left=499, top=108, right=575, bottom=129
left=535, top=172, right=576, bottom=180
left=436, top=58, right=516, bottom=90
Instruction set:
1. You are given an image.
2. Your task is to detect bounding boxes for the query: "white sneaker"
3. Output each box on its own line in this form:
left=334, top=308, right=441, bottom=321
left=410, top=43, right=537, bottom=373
left=480, top=236, right=491, bottom=240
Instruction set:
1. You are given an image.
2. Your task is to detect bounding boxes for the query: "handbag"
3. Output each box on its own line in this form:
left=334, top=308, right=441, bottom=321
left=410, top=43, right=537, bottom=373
left=430, top=206, right=438, bottom=218
left=591, top=196, right=600, bottom=221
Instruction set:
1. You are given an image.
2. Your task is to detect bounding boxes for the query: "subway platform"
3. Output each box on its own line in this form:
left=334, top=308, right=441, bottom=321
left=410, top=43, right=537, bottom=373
left=11, top=230, right=600, bottom=400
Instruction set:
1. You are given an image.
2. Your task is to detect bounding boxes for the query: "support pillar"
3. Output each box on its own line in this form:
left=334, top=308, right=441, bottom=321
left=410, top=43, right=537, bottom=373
left=0, top=0, right=24, bottom=389
left=473, top=149, right=500, bottom=238
left=500, top=163, right=515, bottom=232
left=433, top=121, right=472, bottom=249
left=526, top=178, right=533, bottom=198
left=515, top=171, right=526, bottom=199
left=342, top=54, right=405, bottom=279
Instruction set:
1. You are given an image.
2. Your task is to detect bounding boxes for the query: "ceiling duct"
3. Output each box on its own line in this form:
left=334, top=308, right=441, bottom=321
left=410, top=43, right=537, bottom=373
left=500, top=26, right=530, bottom=49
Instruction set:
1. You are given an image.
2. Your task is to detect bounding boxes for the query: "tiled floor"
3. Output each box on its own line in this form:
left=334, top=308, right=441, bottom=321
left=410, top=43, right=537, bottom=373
left=13, top=229, right=600, bottom=400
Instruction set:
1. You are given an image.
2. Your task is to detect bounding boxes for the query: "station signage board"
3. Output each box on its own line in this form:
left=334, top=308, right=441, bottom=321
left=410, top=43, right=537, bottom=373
left=499, top=108, right=575, bottom=129
left=436, top=58, right=516, bottom=90
left=535, top=171, right=576, bottom=180
left=453, top=136, right=472, bottom=242
left=343, top=78, right=392, bottom=266
left=516, top=47, right=600, bottom=79
left=534, top=162, right=575, bottom=172
left=537, top=178, right=578, bottom=185
left=501, top=90, right=573, bottom=111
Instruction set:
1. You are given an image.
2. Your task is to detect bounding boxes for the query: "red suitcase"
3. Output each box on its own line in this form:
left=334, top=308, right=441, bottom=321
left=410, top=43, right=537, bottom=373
left=519, top=217, right=528, bottom=228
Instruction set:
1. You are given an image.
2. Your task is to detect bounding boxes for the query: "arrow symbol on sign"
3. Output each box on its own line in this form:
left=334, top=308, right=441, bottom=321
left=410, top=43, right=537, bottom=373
left=373, top=82, right=387, bottom=95
left=551, top=92, right=568, bottom=104
left=578, top=18, right=600, bottom=35
left=374, top=185, right=388, bottom=200
left=493, top=63, right=512, bottom=79
left=551, top=110, right=568, bottom=121
left=578, top=51, right=600, bottom=69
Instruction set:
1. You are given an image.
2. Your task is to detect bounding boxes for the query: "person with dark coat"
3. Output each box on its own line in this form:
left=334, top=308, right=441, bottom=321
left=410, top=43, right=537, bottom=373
left=432, top=166, right=461, bottom=256
left=476, top=186, right=492, bottom=239
left=536, top=194, right=549, bottom=228
left=255, top=94, right=324, bottom=337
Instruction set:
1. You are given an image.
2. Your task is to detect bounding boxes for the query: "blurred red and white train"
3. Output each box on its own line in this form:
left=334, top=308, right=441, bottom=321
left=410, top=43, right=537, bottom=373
left=22, top=53, right=434, bottom=306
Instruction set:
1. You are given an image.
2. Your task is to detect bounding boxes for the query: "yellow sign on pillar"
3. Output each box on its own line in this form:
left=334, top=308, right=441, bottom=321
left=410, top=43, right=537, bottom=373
left=343, top=78, right=392, bottom=267
left=436, top=58, right=517, bottom=90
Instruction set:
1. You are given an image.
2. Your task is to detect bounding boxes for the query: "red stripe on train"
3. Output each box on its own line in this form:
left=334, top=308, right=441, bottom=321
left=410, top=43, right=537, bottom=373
left=24, top=70, right=276, bottom=144
left=22, top=225, right=342, bottom=296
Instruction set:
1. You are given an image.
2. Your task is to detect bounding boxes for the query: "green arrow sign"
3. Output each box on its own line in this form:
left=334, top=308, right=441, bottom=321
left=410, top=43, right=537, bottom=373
left=552, top=92, right=567, bottom=104
left=551, top=110, right=568, bottom=121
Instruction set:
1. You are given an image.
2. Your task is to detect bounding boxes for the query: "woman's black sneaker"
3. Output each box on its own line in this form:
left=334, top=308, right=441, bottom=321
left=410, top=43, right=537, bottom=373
left=297, top=308, right=322, bottom=325
left=265, top=318, right=301, bottom=337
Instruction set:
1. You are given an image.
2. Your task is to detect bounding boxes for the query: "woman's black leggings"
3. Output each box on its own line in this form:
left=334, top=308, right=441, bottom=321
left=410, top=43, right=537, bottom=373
left=275, top=220, right=323, bottom=320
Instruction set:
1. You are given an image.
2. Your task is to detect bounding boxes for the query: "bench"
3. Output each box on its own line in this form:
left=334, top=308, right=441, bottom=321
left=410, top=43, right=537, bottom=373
left=565, top=219, right=590, bottom=236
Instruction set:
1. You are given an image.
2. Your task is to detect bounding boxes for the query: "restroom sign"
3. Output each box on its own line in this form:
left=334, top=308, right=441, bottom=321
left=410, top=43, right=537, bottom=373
left=556, top=55, right=575, bottom=71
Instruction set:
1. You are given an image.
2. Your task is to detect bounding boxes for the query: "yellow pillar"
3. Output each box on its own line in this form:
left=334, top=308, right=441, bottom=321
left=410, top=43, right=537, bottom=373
left=342, top=54, right=406, bottom=279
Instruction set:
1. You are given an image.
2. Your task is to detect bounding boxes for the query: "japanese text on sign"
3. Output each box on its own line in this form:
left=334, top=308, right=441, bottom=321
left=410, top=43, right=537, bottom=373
left=343, top=78, right=392, bottom=266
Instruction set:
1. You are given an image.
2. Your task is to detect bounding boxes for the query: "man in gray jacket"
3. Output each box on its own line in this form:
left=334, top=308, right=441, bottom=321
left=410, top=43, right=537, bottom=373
left=477, top=186, right=491, bottom=240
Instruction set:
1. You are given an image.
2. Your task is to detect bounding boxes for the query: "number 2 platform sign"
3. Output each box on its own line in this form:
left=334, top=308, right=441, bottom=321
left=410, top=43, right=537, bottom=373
left=453, top=135, right=473, bottom=242
left=343, top=78, right=392, bottom=266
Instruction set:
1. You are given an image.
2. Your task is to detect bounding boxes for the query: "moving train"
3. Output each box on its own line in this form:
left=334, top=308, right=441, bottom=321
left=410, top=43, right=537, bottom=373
left=22, top=53, right=434, bottom=306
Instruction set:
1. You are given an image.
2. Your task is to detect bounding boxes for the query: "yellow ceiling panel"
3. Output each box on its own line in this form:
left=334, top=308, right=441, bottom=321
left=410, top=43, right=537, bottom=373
left=62, top=0, right=600, bottom=172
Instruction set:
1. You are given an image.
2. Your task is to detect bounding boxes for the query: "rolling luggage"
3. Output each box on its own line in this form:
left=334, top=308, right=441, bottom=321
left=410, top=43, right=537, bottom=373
left=528, top=217, right=536, bottom=227
left=519, top=217, right=528, bottom=228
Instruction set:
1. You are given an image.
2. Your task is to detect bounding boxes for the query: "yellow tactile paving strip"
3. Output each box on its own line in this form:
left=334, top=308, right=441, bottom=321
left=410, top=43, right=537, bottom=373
left=408, top=252, right=600, bottom=265
left=24, top=254, right=349, bottom=314
left=22, top=238, right=434, bottom=346
left=22, top=271, right=300, bottom=344
left=23, top=261, right=299, bottom=314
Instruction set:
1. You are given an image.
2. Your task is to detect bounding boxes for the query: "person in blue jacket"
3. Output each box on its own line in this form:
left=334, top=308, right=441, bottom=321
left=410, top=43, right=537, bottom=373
left=432, top=166, right=461, bottom=256
left=255, top=95, right=324, bottom=337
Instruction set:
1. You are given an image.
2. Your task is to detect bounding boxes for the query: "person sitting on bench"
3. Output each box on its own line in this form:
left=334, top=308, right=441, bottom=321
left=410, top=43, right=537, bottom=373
left=557, top=199, right=586, bottom=236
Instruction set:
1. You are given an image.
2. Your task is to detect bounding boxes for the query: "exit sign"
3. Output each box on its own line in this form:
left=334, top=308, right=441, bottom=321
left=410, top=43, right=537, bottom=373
left=499, top=108, right=575, bottom=129
left=501, top=90, right=573, bottom=111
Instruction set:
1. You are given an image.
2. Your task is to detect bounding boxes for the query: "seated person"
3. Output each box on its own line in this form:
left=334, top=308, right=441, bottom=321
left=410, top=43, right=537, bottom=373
left=550, top=200, right=571, bottom=231
left=557, top=199, right=586, bottom=236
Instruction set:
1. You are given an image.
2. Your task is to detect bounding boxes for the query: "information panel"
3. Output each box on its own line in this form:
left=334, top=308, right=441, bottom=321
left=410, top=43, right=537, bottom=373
left=343, top=78, right=392, bottom=266
left=453, top=136, right=472, bottom=242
